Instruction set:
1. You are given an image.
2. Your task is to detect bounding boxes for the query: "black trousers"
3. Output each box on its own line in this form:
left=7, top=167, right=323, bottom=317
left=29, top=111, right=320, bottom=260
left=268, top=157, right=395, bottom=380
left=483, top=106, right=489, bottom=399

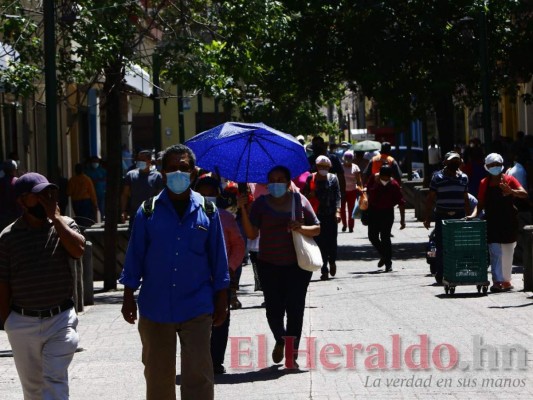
left=367, top=208, right=394, bottom=267
left=314, top=215, right=338, bottom=272
left=257, top=261, right=312, bottom=353
left=210, top=289, right=231, bottom=367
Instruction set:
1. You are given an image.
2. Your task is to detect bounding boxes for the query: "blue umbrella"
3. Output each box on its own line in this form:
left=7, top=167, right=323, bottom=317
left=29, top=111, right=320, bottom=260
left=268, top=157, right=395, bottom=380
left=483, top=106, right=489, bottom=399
left=185, top=122, right=309, bottom=183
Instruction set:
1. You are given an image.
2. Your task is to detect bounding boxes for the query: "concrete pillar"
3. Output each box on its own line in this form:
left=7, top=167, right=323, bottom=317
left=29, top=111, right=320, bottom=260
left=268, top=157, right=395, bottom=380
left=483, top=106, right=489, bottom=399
left=83, top=241, right=94, bottom=306
left=522, top=226, right=533, bottom=291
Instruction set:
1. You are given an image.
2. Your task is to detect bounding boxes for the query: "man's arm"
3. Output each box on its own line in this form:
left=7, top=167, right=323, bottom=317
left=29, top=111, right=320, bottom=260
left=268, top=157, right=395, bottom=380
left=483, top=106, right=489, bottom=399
left=39, top=193, right=85, bottom=259
left=208, top=210, right=230, bottom=327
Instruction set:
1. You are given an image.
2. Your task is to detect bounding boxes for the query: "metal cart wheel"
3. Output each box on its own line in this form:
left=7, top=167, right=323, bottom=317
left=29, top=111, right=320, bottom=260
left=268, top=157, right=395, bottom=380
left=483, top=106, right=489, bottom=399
left=449, top=287, right=456, bottom=295
left=445, top=285, right=449, bottom=295
left=482, top=286, right=488, bottom=295
left=477, top=285, right=481, bottom=293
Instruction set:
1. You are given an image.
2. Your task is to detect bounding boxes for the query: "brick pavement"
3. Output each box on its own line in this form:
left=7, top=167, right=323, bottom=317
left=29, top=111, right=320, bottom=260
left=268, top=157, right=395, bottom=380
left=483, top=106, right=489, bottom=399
left=1, top=209, right=533, bottom=399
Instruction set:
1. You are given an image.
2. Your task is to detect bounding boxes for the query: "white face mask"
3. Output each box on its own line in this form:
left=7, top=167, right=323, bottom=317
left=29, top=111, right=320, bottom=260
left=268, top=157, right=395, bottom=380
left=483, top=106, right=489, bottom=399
left=380, top=179, right=390, bottom=186
left=318, top=169, right=328, bottom=176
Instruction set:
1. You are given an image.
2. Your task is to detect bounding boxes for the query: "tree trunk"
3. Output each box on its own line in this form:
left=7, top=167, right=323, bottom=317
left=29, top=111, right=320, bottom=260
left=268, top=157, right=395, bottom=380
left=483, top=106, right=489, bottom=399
left=102, top=63, right=123, bottom=291
left=434, top=93, right=455, bottom=156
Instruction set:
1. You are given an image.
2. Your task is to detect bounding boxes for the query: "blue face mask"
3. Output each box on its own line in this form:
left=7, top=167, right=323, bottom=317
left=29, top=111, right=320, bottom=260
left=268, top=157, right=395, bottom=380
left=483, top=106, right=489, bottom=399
left=487, top=166, right=503, bottom=176
left=166, top=171, right=191, bottom=194
left=267, top=183, right=288, bottom=198
left=136, top=161, right=147, bottom=170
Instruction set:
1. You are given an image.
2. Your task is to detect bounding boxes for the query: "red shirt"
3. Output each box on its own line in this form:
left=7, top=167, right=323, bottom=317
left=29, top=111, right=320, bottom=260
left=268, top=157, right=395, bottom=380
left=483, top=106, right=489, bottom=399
left=367, top=179, right=405, bottom=210
left=478, top=174, right=521, bottom=204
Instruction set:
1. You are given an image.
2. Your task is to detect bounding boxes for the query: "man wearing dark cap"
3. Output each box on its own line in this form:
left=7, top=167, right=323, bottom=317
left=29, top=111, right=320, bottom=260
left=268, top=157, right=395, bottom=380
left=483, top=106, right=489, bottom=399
left=424, top=151, right=470, bottom=283
left=366, top=165, right=406, bottom=272
left=0, top=172, right=85, bottom=399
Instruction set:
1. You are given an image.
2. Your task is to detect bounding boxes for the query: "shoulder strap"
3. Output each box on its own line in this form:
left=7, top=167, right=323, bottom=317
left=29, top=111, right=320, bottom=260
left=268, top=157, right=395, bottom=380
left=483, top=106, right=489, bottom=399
left=200, top=196, right=216, bottom=216
left=141, top=196, right=157, bottom=217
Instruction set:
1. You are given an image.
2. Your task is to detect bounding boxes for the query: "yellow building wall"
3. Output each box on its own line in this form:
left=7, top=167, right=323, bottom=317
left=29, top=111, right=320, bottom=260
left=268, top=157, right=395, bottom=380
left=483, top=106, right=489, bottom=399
left=501, top=93, right=518, bottom=138
left=130, top=84, right=219, bottom=149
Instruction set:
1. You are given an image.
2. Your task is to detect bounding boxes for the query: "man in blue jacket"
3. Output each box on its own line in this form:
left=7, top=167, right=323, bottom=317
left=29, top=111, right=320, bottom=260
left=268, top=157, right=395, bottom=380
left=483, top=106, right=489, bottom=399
left=120, top=144, right=230, bottom=400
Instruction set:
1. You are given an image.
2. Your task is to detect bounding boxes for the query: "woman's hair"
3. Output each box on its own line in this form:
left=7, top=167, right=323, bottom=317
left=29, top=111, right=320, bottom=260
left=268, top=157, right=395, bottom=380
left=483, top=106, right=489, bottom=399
left=162, top=144, right=196, bottom=170
left=267, top=165, right=291, bottom=182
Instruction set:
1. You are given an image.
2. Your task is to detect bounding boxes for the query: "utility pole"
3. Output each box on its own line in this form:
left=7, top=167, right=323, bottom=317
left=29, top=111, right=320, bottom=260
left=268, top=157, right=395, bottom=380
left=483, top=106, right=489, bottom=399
left=479, top=2, right=492, bottom=153
left=152, top=53, right=161, bottom=152
left=44, top=0, right=58, bottom=180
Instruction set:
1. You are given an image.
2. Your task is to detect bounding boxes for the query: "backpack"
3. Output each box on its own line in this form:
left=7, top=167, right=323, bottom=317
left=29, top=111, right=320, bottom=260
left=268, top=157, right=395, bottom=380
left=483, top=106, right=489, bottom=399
left=141, top=195, right=216, bottom=218
left=371, top=154, right=395, bottom=175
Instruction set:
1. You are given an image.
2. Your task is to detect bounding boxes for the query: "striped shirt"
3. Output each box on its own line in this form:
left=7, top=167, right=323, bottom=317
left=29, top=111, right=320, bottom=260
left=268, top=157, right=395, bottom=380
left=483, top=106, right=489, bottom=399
left=0, top=216, right=79, bottom=309
left=429, top=169, right=469, bottom=211
left=250, top=193, right=319, bottom=266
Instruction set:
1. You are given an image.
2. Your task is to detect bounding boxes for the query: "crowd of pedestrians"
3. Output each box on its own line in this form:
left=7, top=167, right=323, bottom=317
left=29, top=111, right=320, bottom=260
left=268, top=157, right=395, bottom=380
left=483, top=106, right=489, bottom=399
left=0, top=131, right=532, bottom=399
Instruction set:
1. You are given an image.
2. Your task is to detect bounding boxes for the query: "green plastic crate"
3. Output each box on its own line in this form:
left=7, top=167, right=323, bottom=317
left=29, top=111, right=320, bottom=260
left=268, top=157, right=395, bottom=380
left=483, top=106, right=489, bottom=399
left=442, top=220, right=488, bottom=284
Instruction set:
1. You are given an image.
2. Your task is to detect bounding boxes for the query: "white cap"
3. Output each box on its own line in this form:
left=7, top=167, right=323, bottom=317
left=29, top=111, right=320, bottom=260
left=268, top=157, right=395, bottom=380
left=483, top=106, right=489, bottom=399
left=484, top=153, right=504, bottom=165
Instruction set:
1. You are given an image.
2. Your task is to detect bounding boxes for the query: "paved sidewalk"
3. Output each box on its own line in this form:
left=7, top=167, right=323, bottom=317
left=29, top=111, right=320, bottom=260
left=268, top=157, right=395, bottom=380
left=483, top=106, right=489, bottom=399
left=1, top=209, right=533, bottom=399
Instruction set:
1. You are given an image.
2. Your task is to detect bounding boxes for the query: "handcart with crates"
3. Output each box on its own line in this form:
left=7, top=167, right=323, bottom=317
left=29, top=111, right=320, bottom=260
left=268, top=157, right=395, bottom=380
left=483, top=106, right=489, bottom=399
left=442, top=219, right=490, bottom=295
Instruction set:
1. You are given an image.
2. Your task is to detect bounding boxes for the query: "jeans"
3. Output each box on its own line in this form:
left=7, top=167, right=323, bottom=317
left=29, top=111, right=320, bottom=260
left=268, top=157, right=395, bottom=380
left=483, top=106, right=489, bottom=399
left=256, top=261, right=312, bottom=354
left=138, top=314, right=214, bottom=400
left=340, top=190, right=357, bottom=230
left=367, top=208, right=394, bottom=267
left=5, top=308, right=79, bottom=400
left=488, top=242, right=516, bottom=283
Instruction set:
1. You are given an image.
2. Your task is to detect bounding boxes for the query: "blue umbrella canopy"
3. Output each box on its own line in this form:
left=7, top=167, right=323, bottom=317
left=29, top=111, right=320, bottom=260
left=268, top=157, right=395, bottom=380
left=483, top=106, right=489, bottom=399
left=185, top=122, right=309, bottom=183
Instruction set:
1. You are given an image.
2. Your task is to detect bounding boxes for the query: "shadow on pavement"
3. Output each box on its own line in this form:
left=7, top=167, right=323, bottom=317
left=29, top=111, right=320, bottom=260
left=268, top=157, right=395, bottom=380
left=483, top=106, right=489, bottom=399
left=175, top=365, right=305, bottom=385
left=435, top=292, right=487, bottom=299
left=337, top=242, right=425, bottom=262
left=94, top=292, right=124, bottom=305
left=488, top=303, right=533, bottom=309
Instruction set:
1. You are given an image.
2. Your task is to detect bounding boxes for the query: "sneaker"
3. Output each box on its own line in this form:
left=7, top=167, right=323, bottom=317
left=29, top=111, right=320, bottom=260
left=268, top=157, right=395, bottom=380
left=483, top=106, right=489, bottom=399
left=285, top=357, right=299, bottom=370
left=329, top=261, right=337, bottom=277
left=490, top=283, right=504, bottom=293
left=213, top=364, right=226, bottom=374
left=230, top=297, right=242, bottom=310
left=385, top=265, right=392, bottom=272
left=342, top=225, right=347, bottom=232
left=377, top=259, right=385, bottom=268
left=501, top=282, right=514, bottom=291
left=272, top=342, right=284, bottom=364
left=349, top=228, right=353, bottom=233
left=320, top=273, right=329, bottom=281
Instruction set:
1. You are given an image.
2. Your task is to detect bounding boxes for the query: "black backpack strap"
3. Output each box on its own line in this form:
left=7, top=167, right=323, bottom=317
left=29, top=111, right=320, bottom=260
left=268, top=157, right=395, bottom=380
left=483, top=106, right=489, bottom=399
left=200, top=196, right=216, bottom=216
left=141, top=196, right=157, bottom=217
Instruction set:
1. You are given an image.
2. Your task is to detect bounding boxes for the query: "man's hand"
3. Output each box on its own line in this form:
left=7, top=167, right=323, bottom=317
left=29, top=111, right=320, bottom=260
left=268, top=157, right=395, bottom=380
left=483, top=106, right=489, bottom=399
left=121, top=297, right=137, bottom=324
left=38, top=192, right=60, bottom=221
left=120, top=211, right=128, bottom=224
left=236, top=194, right=249, bottom=210
left=336, top=211, right=341, bottom=223
left=213, top=290, right=228, bottom=327
left=423, top=219, right=431, bottom=230
left=499, top=181, right=514, bottom=196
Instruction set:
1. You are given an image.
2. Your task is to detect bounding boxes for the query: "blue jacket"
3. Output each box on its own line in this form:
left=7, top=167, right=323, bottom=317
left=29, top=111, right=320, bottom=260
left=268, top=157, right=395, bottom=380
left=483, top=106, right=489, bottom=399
left=119, top=188, right=230, bottom=323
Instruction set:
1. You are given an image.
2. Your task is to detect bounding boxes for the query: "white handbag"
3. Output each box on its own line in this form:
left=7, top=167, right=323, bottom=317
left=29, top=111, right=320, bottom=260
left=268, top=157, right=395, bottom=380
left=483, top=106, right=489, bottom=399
left=291, top=193, right=323, bottom=272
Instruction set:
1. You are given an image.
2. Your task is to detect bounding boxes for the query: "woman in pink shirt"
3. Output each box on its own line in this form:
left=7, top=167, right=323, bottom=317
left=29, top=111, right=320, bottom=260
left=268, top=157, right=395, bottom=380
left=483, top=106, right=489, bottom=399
left=195, top=176, right=245, bottom=375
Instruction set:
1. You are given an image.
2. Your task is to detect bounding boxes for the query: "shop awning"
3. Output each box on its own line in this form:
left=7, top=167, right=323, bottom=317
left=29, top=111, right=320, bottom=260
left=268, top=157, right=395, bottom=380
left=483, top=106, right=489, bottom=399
left=124, top=63, right=152, bottom=97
